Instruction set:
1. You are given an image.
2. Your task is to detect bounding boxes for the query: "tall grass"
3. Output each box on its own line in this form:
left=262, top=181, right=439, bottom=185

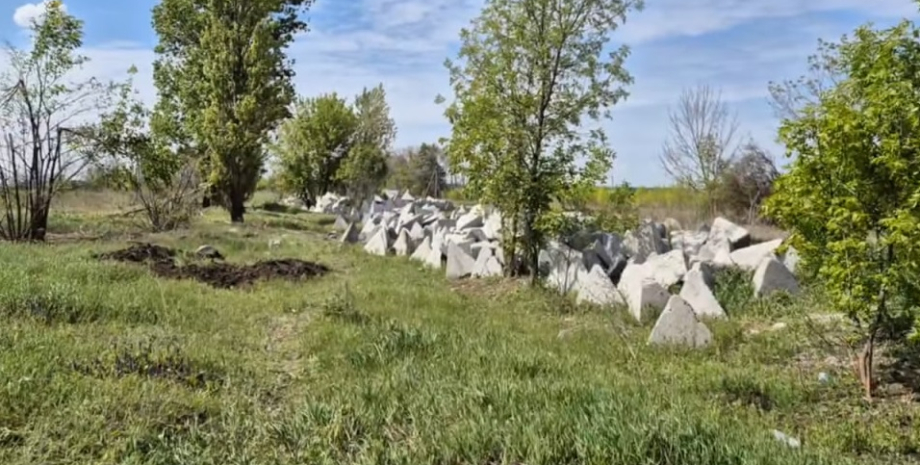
left=0, top=204, right=915, bottom=463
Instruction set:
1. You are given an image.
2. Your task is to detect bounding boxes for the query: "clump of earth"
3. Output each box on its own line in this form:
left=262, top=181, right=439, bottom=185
left=94, top=243, right=330, bottom=289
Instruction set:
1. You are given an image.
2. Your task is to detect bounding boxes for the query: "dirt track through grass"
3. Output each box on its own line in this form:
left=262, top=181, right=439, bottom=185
left=0, top=205, right=916, bottom=464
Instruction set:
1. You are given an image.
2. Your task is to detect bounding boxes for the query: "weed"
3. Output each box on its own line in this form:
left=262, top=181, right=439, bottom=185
left=70, top=338, right=225, bottom=390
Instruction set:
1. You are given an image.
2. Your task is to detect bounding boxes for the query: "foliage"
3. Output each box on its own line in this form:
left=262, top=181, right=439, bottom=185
left=768, top=38, right=844, bottom=121
left=391, top=143, right=448, bottom=198
left=714, top=140, right=779, bottom=223
left=1, top=207, right=915, bottom=464
left=273, top=93, right=357, bottom=207
left=590, top=182, right=639, bottom=234
left=764, top=19, right=920, bottom=399
left=660, top=84, right=740, bottom=216
left=94, top=71, right=201, bottom=231
left=440, top=0, right=642, bottom=282
left=151, top=0, right=313, bottom=222
left=385, top=150, right=412, bottom=191
left=273, top=85, right=395, bottom=208
left=336, top=142, right=388, bottom=207
left=0, top=0, right=122, bottom=241
left=338, top=85, right=395, bottom=204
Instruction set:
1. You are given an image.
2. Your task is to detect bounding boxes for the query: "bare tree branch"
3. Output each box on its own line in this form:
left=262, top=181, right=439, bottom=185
left=660, top=85, right=740, bottom=215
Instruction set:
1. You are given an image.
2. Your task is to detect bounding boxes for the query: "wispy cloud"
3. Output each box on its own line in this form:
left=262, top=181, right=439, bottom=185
left=3, top=0, right=920, bottom=185
left=617, top=0, right=917, bottom=44
left=11, top=0, right=62, bottom=28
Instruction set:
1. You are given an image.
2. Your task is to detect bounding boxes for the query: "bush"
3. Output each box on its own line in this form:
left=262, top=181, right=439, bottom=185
left=590, top=182, right=639, bottom=234
left=715, top=141, right=779, bottom=224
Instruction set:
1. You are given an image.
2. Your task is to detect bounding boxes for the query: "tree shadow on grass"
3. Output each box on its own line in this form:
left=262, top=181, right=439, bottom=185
left=878, top=342, right=920, bottom=400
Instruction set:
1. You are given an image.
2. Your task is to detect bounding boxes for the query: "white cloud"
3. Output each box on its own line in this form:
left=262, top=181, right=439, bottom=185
left=618, top=0, right=918, bottom=44
left=13, top=0, right=65, bottom=28
left=5, top=0, right=920, bottom=185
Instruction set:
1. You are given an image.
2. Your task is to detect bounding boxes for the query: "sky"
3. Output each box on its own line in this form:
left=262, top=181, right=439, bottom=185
left=1, top=0, right=919, bottom=187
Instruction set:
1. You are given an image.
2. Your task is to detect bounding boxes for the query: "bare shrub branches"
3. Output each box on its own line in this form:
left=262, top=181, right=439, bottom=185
left=660, top=84, right=740, bottom=215
left=0, top=9, right=122, bottom=240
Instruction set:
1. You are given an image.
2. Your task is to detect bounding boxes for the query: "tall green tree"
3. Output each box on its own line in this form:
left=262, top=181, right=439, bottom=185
left=764, top=18, right=920, bottom=400
left=273, top=93, right=357, bottom=207
left=336, top=85, right=395, bottom=205
left=151, top=0, right=313, bottom=222
left=407, top=143, right=447, bottom=198
left=440, top=0, right=642, bottom=282
left=385, top=150, right=413, bottom=191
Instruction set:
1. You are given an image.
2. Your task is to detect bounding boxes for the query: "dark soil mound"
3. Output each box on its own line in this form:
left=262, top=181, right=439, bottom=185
left=94, top=243, right=177, bottom=264
left=153, top=259, right=330, bottom=289
left=97, top=244, right=329, bottom=289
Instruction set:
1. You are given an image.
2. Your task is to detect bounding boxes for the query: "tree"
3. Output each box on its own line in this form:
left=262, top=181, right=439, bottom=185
left=407, top=143, right=447, bottom=198
left=0, top=0, right=122, bottom=240
left=336, top=142, right=388, bottom=210
left=715, top=140, right=779, bottom=223
left=151, top=0, right=313, bottom=222
left=768, top=38, right=844, bottom=121
left=764, top=19, right=920, bottom=400
left=385, top=149, right=412, bottom=191
left=93, top=70, right=201, bottom=231
left=659, top=84, right=740, bottom=216
left=440, top=0, right=642, bottom=282
left=337, top=85, right=395, bottom=205
left=273, top=93, right=357, bottom=207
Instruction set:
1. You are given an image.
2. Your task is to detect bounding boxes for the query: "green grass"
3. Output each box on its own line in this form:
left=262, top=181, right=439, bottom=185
left=0, top=200, right=918, bottom=464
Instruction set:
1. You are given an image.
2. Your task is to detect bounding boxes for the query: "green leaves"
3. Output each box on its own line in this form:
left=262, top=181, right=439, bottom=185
left=441, top=0, right=641, bottom=278
left=273, top=93, right=357, bottom=205
left=273, top=85, right=396, bottom=207
left=151, top=0, right=313, bottom=222
left=765, top=19, right=920, bottom=339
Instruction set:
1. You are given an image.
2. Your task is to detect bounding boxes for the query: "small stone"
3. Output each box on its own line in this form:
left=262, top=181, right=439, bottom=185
left=196, top=244, right=223, bottom=260
left=771, top=429, right=800, bottom=448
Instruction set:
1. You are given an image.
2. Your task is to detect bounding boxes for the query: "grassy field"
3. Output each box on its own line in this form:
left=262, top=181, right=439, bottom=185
left=0, top=189, right=917, bottom=464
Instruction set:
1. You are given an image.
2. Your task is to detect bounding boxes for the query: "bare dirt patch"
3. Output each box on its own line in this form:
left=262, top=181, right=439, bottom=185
left=95, top=243, right=330, bottom=289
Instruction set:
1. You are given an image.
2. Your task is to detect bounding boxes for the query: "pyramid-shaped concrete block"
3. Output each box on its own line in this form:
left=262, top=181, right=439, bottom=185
left=445, top=241, right=476, bottom=279
left=393, top=229, right=415, bottom=256
left=423, top=244, right=443, bottom=269
left=408, top=222, right=426, bottom=240
left=456, top=211, right=484, bottom=230
left=471, top=247, right=502, bottom=277
left=709, top=217, right=750, bottom=250
left=679, top=268, right=725, bottom=318
left=648, top=295, right=712, bottom=348
left=645, top=249, right=688, bottom=288
left=363, top=227, right=390, bottom=256
left=575, top=264, right=624, bottom=306
left=411, top=236, right=432, bottom=262
left=753, top=256, right=800, bottom=297
left=333, top=214, right=349, bottom=231
left=339, top=222, right=360, bottom=244
left=730, top=239, right=783, bottom=271
left=617, top=262, right=669, bottom=322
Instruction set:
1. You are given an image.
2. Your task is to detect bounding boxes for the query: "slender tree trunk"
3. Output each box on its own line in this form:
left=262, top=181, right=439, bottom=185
left=523, top=210, right=539, bottom=286
left=229, top=180, right=245, bottom=223
left=503, top=213, right=518, bottom=277
left=856, top=336, right=875, bottom=401
left=202, top=184, right=218, bottom=208
left=230, top=196, right=245, bottom=223
left=29, top=199, right=48, bottom=241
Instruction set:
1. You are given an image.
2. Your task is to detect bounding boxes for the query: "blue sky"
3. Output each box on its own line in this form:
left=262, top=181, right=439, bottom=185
left=2, top=0, right=919, bottom=186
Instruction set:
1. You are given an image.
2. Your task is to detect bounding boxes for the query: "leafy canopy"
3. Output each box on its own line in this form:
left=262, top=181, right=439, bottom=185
left=765, top=19, right=920, bottom=343
left=273, top=85, right=395, bottom=208
left=151, top=0, right=313, bottom=222
left=440, top=0, right=642, bottom=278
left=274, top=93, right=357, bottom=205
